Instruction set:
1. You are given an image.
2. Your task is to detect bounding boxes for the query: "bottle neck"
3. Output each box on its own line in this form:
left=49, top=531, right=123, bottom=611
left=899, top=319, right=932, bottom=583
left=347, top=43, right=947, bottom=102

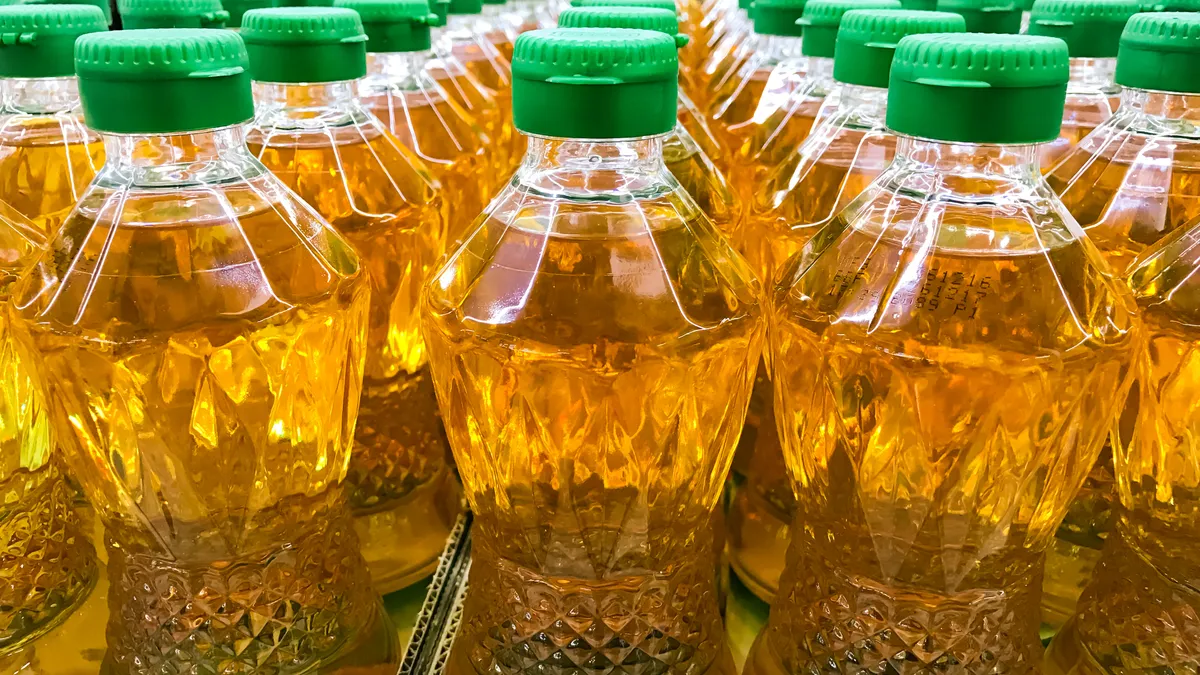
left=3, top=76, right=81, bottom=115
left=1068, top=57, right=1118, bottom=95
left=1120, top=87, right=1200, bottom=125
left=891, top=135, right=1042, bottom=185
left=252, top=80, right=364, bottom=126
left=364, top=51, right=435, bottom=87
left=445, top=13, right=484, bottom=35
left=520, top=135, right=668, bottom=178
left=829, top=83, right=887, bottom=127
left=101, top=125, right=256, bottom=170
left=481, top=3, right=506, bottom=18
left=759, top=34, right=804, bottom=61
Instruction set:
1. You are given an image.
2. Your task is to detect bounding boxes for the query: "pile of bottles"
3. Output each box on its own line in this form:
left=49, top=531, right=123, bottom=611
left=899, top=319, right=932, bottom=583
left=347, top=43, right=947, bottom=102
left=0, top=0, right=1197, bottom=672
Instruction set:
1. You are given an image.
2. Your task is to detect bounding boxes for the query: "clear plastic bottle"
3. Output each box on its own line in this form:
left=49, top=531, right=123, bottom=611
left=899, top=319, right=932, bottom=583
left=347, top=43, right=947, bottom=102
left=744, top=34, right=1138, bottom=675
left=558, top=6, right=738, bottom=240
left=729, top=9, right=967, bottom=605
left=0, top=5, right=106, bottom=237
left=711, top=0, right=900, bottom=205
left=1028, top=0, right=1135, bottom=174
left=1045, top=15, right=1200, bottom=673
left=424, top=28, right=761, bottom=675
left=481, top=0, right=519, bottom=59
left=241, top=8, right=458, bottom=594
left=117, top=0, right=230, bottom=27
left=15, top=29, right=396, bottom=674
left=345, top=0, right=495, bottom=244
left=936, top=0, right=1022, bottom=32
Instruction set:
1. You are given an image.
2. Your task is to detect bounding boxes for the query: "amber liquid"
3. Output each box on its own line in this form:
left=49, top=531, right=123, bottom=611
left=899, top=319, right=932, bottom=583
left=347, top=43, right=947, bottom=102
left=249, top=120, right=458, bottom=593
left=424, top=143, right=762, bottom=675
left=748, top=163, right=1137, bottom=674
left=429, top=57, right=513, bottom=175
left=665, top=127, right=737, bottom=242
left=448, top=38, right=524, bottom=168
left=1039, top=93, right=1120, bottom=174
left=364, top=86, right=494, bottom=244
left=15, top=145, right=393, bottom=674
left=0, top=114, right=103, bottom=236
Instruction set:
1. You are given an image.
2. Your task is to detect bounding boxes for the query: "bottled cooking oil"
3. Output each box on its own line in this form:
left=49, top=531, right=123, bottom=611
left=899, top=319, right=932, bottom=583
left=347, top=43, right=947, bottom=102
left=117, top=0, right=230, bottom=27
left=1028, top=0, right=1136, bottom=173
left=424, top=27, right=762, bottom=675
left=729, top=8, right=966, bottom=604
left=0, top=4, right=105, bottom=237
left=481, top=0, right=519, bottom=59
left=557, top=6, right=737, bottom=240
left=241, top=8, right=457, bottom=594
left=15, top=28, right=396, bottom=674
left=1044, top=14, right=1200, bottom=661
left=694, top=0, right=754, bottom=114
left=745, top=33, right=1139, bottom=675
left=936, top=0, right=1021, bottom=32
left=345, top=0, right=494, bottom=244
left=711, top=0, right=901, bottom=205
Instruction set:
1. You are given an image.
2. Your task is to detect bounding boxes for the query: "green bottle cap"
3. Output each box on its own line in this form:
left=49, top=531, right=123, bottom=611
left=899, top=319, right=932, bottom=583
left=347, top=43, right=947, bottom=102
left=738, top=0, right=750, bottom=9
left=1140, top=0, right=1200, bottom=9
left=833, top=9, right=965, bottom=87
left=0, top=4, right=106, bottom=77
left=16, top=0, right=111, bottom=26
left=900, top=0, right=937, bottom=8
left=572, top=0, right=676, bottom=10
left=887, top=33, right=1069, bottom=143
left=241, top=7, right=367, bottom=82
left=1028, top=0, right=1137, bottom=58
left=797, top=0, right=902, bottom=56
left=1116, top=12, right=1200, bottom=94
left=482, top=0, right=504, bottom=5
left=334, top=0, right=441, bottom=51
left=936, top=0, right=1021, bottom=32
left=557, top=7, right=689, bottom=46
left=277, top=0, right=335, bottom=6
left=447, top=0, right=481, bottom=13
left=117, top=0, right=229, bottom=27
left=75, top=28, right=254, bottom=133
left=223, top=0, right=276, bottom=26
left=512, top=28, right=677, bottom=138
left=752, top=0, right=803, bottom=35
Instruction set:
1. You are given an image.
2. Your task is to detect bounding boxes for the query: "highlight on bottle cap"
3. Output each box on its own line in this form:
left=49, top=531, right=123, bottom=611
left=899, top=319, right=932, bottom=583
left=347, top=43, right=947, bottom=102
left=222, top=0, right=277, bottom=27
left=886, top=33, right=1069, bottom=143
left=75, top=29, right=254, bottom=134
left=241, top=7, right=368, bottom=83
left=571, top=0, right=678, bottom=11
left=833, top=9, right=966, bottom=88
left=797, top=0, right=903, bottom=57
left=935, top=0, right=1021, bottom=33
left=752, top=0, right=805, bottom=36
left=511, top=28, right=677, bottom=139
left=17, top=0, right=112, bottom=26
left=117, top=0, right=230, bottom=28
left=1028, top=0, right=1139, bottom=58
left=557, top=6, right=688, bottom=47
left=334, top=0, right=443, bottom=51
left=1116, top=12, right=1200, bottom=94
left=0, top=4, right=107, bottom=78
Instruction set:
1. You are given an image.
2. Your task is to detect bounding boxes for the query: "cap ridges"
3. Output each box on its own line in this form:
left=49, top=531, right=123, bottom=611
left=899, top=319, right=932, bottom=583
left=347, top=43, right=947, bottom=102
left=1028, top=0, right=1138, bottom=57
left=0, top=4, right=107, bottom=77
left=334, top=0, right=442, bottom=51
left=833, top=9, right=966, bottom=87
left=1116, top=12, right=1200, bottom=93
left=16, top=0, right=111, bottom=25
left=557, top=6, right=688, bottom=47
left=936, top=0, right=1021, bottom=33
left=117, top=0, right=230, bottom=28
left=798, top=0, right=903, bottom=56
left=242, top=7, right=367, bottom=82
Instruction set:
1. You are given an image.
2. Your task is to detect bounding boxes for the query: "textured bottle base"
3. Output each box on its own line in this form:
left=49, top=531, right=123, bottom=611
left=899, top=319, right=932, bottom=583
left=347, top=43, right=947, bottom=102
left=1040, top=537, right=1102, bottom=631
left=726, top=485, right=788, bottom=604
left=356, top=467, right=463, bottom=594
left=447, top=552, right=735, bottom=675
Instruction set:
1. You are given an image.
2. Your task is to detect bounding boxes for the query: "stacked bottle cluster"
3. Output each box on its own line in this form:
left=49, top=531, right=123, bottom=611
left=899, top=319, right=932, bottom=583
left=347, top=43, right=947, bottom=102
left=0, top=0, right=1196, bottom=671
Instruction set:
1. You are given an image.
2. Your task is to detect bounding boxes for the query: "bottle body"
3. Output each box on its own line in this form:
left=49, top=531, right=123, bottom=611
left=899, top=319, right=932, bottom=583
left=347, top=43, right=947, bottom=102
left=247, top=83, right=459, bottom=593
left=427, top=38, right=511, bottom=176
left=14, top=126, right=391, bottom=674
left=424, top=135, right=762, bottom=675
left=0, top=77, right=104, bottom=236
left=746, top=137, right=1138, bottom=674
left=1040, top=58, right=1120, bottom=173
left=439, top=17, right=523, bottom=168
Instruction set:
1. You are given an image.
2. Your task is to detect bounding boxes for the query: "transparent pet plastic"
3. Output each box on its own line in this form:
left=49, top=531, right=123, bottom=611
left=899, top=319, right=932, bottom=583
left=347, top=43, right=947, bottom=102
left=745, top=136, right=1138, bottom=675
left=424, top=133, right=763, bottom=675
left=1041, top=57, right=1121, bottom=172
left=426, top=28, right=510, bottom=172
left=438, top=15, right=523, bottom=165
left=246, top=80, right=459, bottom=594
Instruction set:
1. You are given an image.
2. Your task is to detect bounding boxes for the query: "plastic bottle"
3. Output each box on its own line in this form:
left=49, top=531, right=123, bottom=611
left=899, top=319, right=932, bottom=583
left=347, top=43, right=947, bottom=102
left=1044, top=16, right=1200, bottom=668
left=344, top=0, right=494, bottom=244
left=743, top=33, right=1138, bottom=675
left=15, top=28, right=396, bottom=674
left=557, top=6, right=737, bottom=240
left=936, top=0, right=1021, bottom=32
left=423, top=27, right=761, bottom=675
left=440, top=0, right=520, bottom=164
left=711, top=0, right=901, bottom=205
left=694, top=0, right=755, bottom=113
left=241, top=7, right=458, bottom=594
left=1028, top=0, right=1136, bottom=173
left=729, top=8, right=966, bottom=605
left=481, top=0, right=520, bottom=59
left=117, top=0, right=230, bottom=27
left=0, top=5, right=106, bottom=236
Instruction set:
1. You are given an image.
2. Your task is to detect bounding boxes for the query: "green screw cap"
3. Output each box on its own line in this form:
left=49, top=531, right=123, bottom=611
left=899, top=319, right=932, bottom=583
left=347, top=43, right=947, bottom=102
left=738, top=0, right=750, bottom=8
left=752, top=0, right=803, bottom=35
left=334, top=0, right=441, bottom=51
left=0, top=4, right=106, bottom=77
left=1116, top=12, right=1200, bottom=94
left=75, top=28, right=254, bottom=133
left=447, top=0, right=481, bottom=13
left=241, top=7, right=367, bottom=82
left=223, top=0, right=276, bottom=27
left=277, top=0, right=335, bottom=6
left=557, top=7, right=688, bottom=47
left=512, top=28, right=677, bottom=138
left=887, top=33, right=1069, bottom=143
left=900, top=0, right=937, bottom=8
left=117, top=0, right=229, bottom=27
left=798, top=0, right=901, bottom=56
left=1028, top=0, right=1138, bottom=58
left=1140, top=0, right=1200, bottom=9
left=833, top=9, right=965, bottom=87
left=572, top=0, right=676, bottom=10
left=482, top=0, right=503, bottom=5
left=15, top=0, right=111, bottom=26
left=936, top=0, right=1021, bottom=32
